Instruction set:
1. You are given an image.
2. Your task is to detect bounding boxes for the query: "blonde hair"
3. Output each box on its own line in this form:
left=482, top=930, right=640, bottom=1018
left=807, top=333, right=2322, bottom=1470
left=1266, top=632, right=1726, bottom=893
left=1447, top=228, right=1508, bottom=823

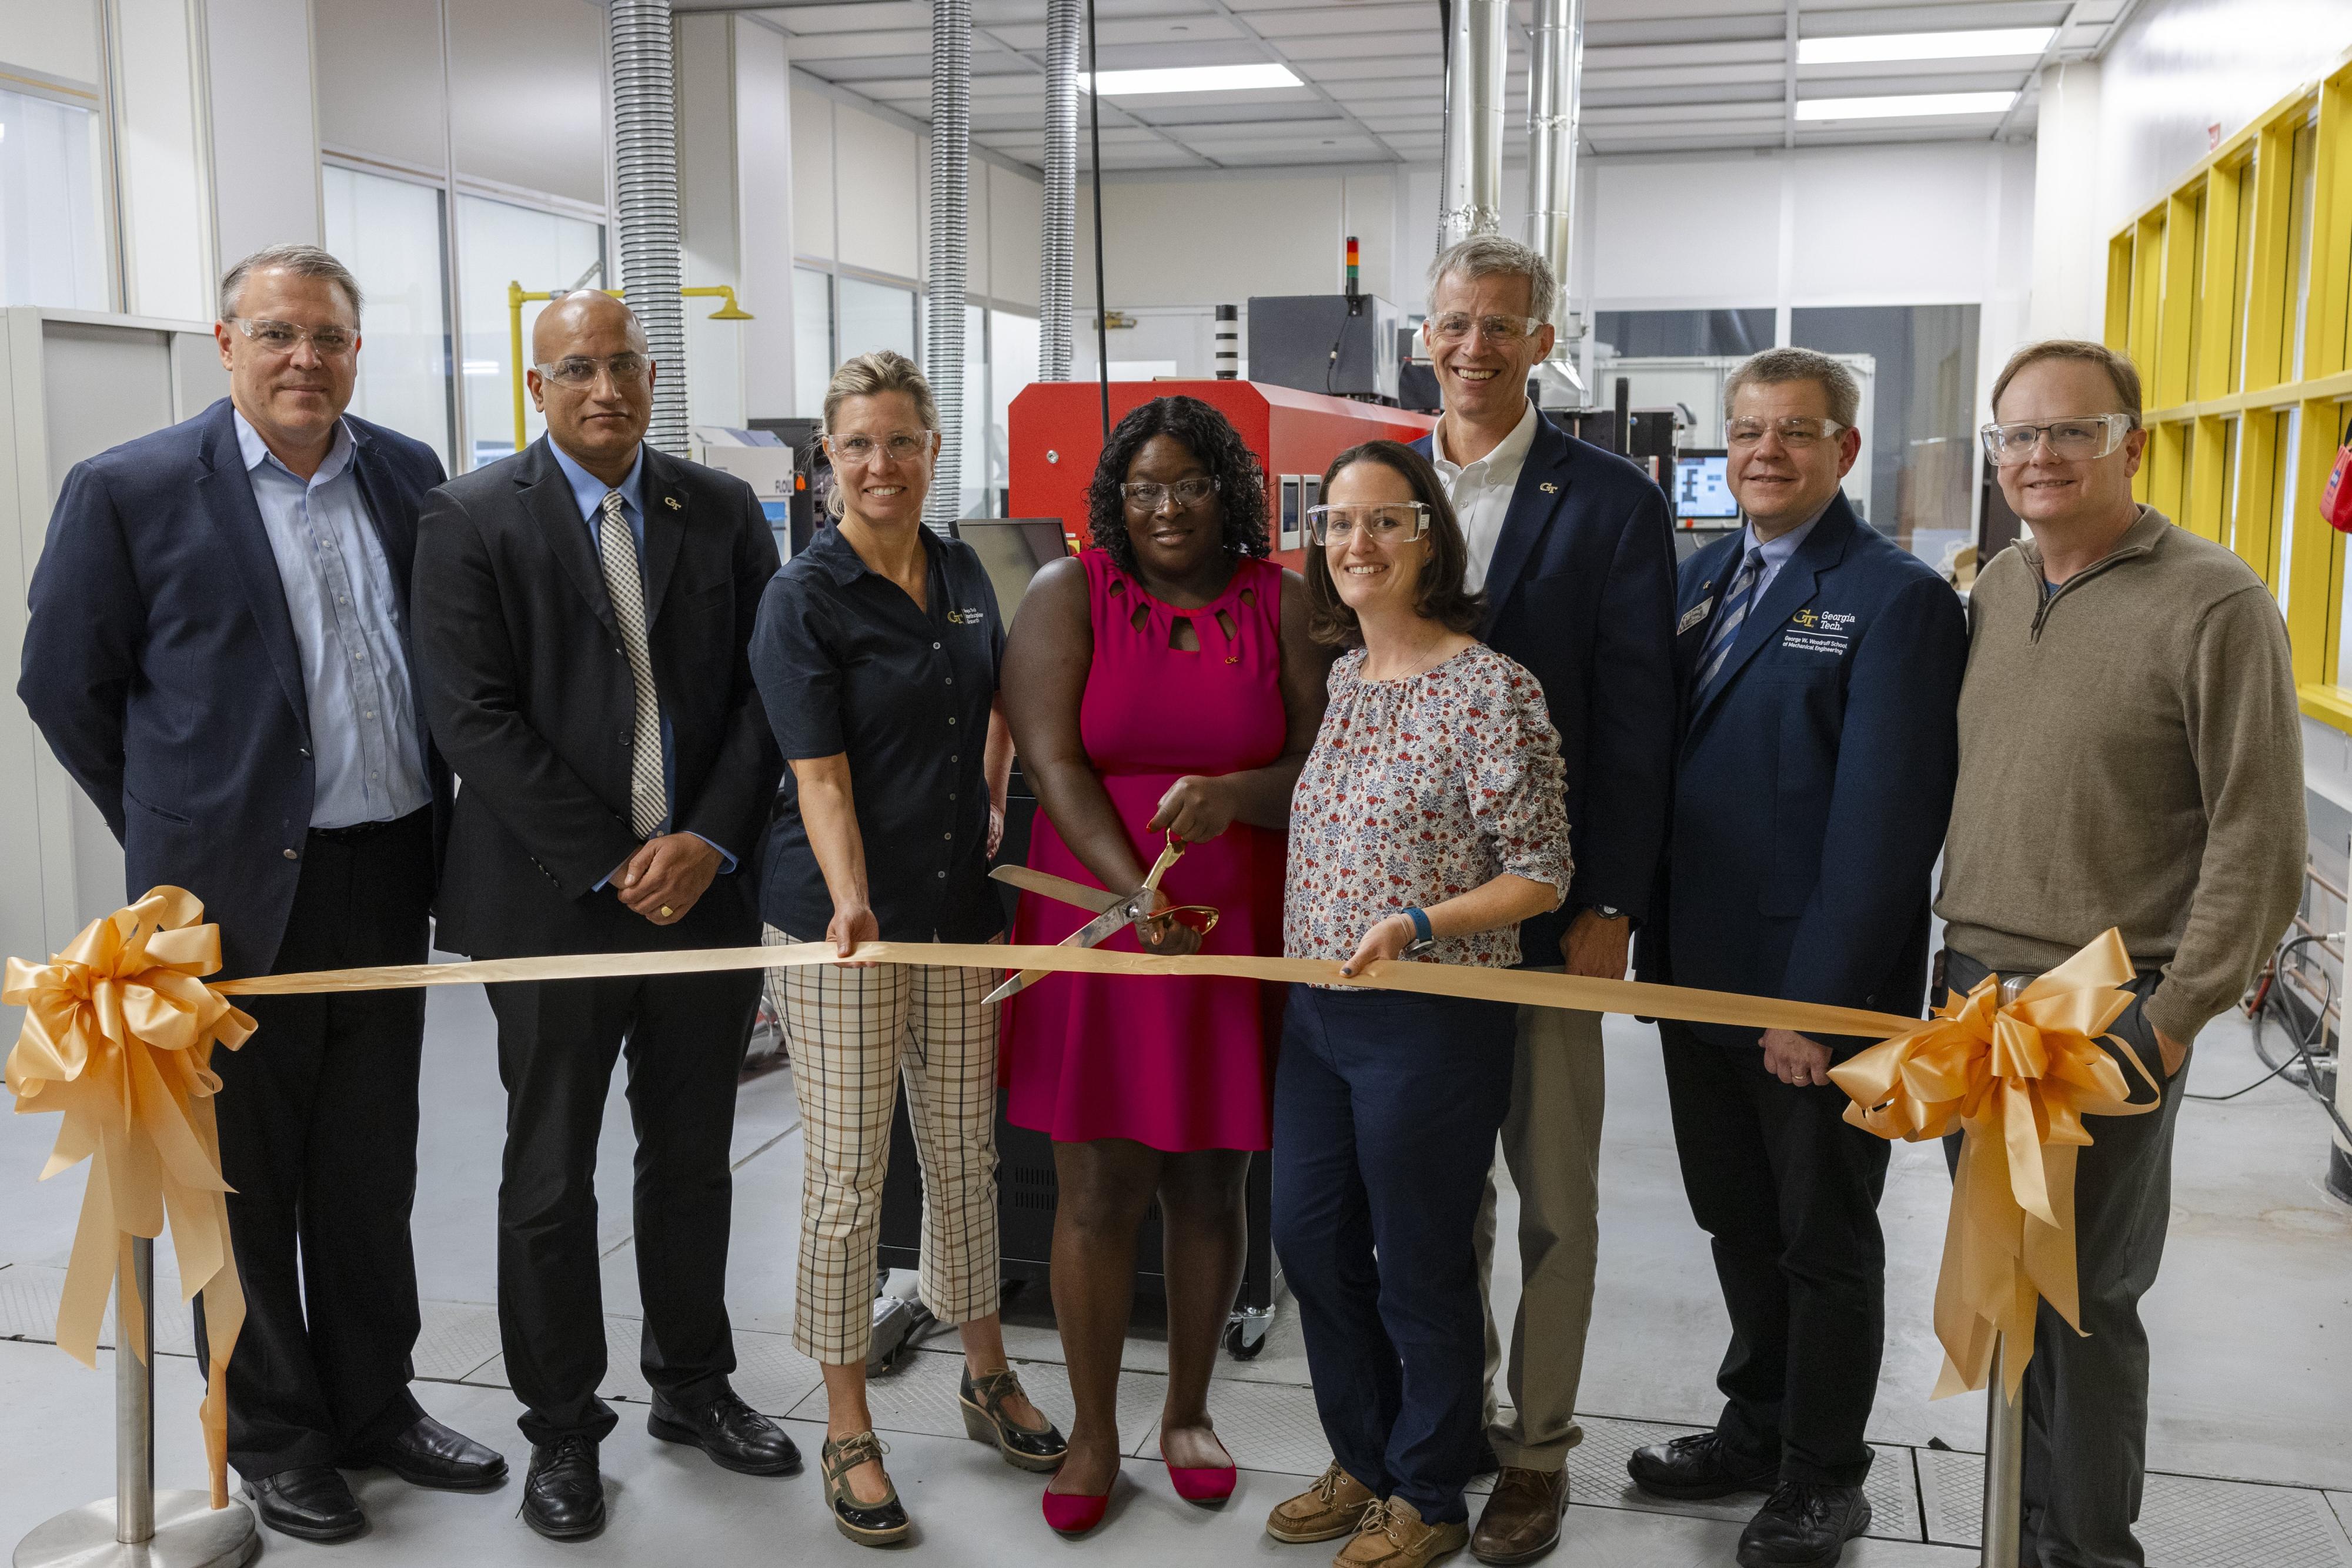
left=820, top=351, right=938, bottom=519
left=1990, top=339, right=2143, bottom=426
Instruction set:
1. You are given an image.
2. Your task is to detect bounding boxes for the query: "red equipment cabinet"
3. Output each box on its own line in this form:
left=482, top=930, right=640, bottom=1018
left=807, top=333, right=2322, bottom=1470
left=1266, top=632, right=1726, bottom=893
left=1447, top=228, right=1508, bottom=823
left=1008, top=379, right=1437, bottom=570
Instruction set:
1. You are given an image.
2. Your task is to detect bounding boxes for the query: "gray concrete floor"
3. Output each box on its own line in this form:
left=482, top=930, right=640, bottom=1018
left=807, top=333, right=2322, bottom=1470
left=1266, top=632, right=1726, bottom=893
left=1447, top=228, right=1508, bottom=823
left=0, top=973, right=2346, bottom=1566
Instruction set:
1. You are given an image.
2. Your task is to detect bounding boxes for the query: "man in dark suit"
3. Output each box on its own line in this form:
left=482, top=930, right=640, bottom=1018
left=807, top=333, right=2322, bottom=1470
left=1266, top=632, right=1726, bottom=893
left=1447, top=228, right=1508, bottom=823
left=1409, top=234, right=1679, bottom=1567
left=1629, top=347, right=1967, bottom=1568
left=412, top=291, right=790, bottom=1542
left=19, top=244, right=505, bottom=1541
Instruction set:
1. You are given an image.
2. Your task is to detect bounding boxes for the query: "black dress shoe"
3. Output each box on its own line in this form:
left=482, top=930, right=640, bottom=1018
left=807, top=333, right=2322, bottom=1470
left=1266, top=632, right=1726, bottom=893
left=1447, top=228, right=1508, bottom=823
left=648, top=1390, right=801, bottom=1476
left=1626, top=1430, right=1779, bottom=1500
left=522, top=1436, right=606, bottom=1542
left=352, top=1414, right=509, bottom=1489
left=244, top=1465, right=365, bottom=1542
left=1737, top=1482, right=1872, bottom=1568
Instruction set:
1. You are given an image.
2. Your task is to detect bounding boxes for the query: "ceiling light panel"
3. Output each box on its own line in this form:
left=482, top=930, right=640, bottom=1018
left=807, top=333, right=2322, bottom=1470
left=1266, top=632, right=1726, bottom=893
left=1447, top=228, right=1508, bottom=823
left=1795, top=90, right=2019, bottom=119
left=1080, top=62, right=1302, bottom=94
left=1797, top=28, right=2055, bottom=65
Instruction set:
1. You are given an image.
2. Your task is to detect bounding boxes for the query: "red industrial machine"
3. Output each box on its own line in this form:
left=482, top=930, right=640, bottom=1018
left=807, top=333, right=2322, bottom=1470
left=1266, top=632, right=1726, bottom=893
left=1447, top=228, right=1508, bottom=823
left=1008, top=378, right=1436, bottom=569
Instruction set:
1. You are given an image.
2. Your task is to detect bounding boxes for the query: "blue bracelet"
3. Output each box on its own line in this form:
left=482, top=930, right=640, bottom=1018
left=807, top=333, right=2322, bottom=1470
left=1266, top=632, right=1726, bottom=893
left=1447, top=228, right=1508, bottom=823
left=1404, top=907, right=1434, bottom=945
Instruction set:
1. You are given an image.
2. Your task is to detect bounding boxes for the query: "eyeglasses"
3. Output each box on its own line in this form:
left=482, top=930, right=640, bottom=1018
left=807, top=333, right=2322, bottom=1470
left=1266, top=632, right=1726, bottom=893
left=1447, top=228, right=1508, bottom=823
left=1120, top=477, right=1218, bottom=511
left=1425, top=312, right=1545, bottom=346
left=535, top=353, right=652, bottom=387
left=1308, top=502, right=1429, bottom=544
left=1979, top=413, right=2134, bottom=466
left=231, top=317, right=356, bottom=358
left=1725, top=417, right=1847, bottom=450
left=826, top=431, right=931, bottom=464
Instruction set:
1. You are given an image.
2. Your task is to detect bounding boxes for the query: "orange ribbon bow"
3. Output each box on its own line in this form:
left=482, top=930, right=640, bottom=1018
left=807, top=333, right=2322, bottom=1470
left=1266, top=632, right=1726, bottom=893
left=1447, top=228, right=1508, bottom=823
left=2, top=888, right=254, bottom=1509
left=1828, top=930, right=2159, bottom=1399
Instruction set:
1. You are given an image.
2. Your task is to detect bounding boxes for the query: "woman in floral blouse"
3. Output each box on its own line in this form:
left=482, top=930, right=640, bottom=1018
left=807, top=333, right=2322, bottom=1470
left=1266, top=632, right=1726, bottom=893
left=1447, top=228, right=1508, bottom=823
left=1262, top=439, right=1571, bottom=1568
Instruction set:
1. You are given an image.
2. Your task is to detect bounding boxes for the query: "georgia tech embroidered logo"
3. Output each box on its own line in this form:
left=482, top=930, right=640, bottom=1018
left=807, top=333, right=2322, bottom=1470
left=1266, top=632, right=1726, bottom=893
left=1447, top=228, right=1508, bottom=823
left=1792, top=609, right=1821, bottom=629
left=945, top=607, right=987, bottom=625
left=1539, top=482, right=1559, bottom=493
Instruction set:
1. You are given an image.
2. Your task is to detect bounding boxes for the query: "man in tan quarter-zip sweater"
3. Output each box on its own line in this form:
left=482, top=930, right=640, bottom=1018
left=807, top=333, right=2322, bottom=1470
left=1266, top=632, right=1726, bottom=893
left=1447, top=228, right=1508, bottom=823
left=1935, top=340, right=2301, bottom=1568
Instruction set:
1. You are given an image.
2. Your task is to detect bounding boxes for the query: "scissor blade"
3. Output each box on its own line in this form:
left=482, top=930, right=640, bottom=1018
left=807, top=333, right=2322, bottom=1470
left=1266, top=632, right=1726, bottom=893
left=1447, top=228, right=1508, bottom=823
left=988, top=864, right=1125, bottom=915
left=981, top=900, right=1145, bottom=1006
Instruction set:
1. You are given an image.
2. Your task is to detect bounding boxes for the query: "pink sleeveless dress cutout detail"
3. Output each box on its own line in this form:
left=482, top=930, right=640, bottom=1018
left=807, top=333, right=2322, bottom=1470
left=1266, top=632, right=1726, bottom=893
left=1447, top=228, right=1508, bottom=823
left=1001, top=549, right=1289, bottom=1151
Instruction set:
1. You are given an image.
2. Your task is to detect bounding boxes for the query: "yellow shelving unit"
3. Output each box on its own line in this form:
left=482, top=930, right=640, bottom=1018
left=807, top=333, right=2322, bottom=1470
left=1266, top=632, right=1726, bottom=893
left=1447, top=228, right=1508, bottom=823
left=2108, top=50, right=2352, bottom=728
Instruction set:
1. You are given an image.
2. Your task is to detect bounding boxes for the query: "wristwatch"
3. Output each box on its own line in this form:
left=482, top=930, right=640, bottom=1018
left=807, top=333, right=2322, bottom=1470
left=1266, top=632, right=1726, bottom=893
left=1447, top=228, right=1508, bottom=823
left=1400, top=906, right=1438, bottom=959
left=1582, top=902, right=1628, bottom=924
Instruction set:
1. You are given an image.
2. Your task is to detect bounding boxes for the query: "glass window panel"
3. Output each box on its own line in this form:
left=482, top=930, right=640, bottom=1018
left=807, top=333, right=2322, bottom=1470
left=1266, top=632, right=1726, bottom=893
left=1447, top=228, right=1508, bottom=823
left=1789, top=305, right=1981, bottom=564
left=794, top=265, right=834, bottom=416
left=1592, top=309, right=1774, bottom=359
left=455, top=192, right=604, bottom=470
left=0, top=86, right=108, bottom=310
left=322, top=165, right=454, bottom=474
left=838, top=275, right=917, bottom=362
left=989, top=307, right=1040, bottom=518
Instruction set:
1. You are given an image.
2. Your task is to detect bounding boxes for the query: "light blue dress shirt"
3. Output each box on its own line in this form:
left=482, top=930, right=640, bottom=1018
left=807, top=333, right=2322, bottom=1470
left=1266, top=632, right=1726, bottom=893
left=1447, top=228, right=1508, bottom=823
left=1740, top=500, right=1829, bottom=599
left=235, top=410, right=430, bottom=830
left=545, top=439, right=736, bottom=874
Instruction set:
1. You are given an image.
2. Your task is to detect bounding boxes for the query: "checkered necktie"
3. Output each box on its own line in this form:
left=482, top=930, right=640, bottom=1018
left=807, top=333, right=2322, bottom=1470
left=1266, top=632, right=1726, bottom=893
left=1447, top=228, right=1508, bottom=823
left=598, top=490, right=668, bottom=838
left=1694, top=547, right=1767, bottom=700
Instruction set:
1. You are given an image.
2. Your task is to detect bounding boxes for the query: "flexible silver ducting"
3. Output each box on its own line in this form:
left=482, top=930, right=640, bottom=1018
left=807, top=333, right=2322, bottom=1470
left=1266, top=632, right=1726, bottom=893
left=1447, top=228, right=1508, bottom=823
left=609, top=0, right=688, bottom=455
left=1526, top=0, right=1583, bottom=363
left=923, top=0, right=973, bottom=531
left=1040, top=0, right=1080, bottom=381
left=1436, top=0, right=1507, bottom=249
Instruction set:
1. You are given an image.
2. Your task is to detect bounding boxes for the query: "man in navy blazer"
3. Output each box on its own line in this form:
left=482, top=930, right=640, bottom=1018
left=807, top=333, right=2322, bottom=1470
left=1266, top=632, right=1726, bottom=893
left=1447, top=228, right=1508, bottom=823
left=1409, top=235, right=1678, bottom=1566
left=19, top=246, right=503, bottom=1541
left=1627, top=348, right=1965, bottom=1568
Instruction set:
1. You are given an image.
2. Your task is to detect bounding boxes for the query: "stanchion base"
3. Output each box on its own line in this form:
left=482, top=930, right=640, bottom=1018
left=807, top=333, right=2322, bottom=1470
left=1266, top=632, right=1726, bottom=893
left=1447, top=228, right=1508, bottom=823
left=13, top=1491, right=259, bottom=1568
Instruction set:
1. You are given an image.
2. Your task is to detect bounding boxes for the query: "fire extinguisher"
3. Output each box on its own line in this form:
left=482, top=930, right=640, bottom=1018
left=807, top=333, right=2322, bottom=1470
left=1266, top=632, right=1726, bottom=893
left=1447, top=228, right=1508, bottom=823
left=2324, top=413, right=2352, bottom=532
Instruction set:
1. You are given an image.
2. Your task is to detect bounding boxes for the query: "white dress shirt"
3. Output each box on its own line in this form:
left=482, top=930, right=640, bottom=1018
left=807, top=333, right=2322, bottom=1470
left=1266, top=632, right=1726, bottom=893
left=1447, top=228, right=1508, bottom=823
left=1430, top=398, right=1542, bottom=593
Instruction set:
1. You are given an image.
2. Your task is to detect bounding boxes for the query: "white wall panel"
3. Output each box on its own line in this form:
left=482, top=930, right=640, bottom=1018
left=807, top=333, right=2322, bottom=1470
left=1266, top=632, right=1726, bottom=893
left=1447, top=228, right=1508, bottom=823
left=1591, top=156, right=1774, bottom=305
left=446, top=0, right=606, bottom=209
left=313, top=0, right=447, bottom=173
left=1077, top=173, right=1347, bottom=307
left=680, top=12, right=741, bottom=429
left=988, top=160, right=1041, bottom=309
left=737, top=18, right=797, bottom=418
left=834, top=102, right=920, bottom=279
left=1788, top=144, right=1999, bottom=305
left=791, top=80, right=835, bottom=258
left=205, top=0, right=319, bottom=269
left=0, top=0, right=102, bottom=83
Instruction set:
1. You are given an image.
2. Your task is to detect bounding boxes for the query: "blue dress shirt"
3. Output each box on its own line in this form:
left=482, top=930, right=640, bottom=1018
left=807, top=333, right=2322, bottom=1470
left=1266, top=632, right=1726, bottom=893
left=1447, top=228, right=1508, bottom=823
left=1740, top=501, right=1829, bottom=600
left=234, top=410, right=430, bottom=830
left=545, top=438, right=737, bottom=875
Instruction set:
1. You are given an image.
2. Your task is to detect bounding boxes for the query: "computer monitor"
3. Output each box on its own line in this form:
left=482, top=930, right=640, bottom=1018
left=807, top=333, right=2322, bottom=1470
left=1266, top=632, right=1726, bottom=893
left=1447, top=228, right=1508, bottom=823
left=1675, top=450, right=1738, bottom=522
left=953, top=518, right=1071, bottom=623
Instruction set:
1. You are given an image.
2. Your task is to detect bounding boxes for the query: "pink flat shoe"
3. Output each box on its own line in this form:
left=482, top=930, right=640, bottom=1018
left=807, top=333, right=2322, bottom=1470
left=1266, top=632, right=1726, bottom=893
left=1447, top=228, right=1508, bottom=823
left=1160, top=1434, right=1237, bottom=1504
left=1042, top=1480, right=1110, bottom=1535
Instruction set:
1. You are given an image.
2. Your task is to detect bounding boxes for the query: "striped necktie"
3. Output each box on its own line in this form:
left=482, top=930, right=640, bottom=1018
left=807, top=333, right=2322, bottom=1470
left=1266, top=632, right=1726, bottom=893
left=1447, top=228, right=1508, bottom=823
left=598, top=490, right=668, bottom=839
left=1694, top=546, right=1767, bottom=699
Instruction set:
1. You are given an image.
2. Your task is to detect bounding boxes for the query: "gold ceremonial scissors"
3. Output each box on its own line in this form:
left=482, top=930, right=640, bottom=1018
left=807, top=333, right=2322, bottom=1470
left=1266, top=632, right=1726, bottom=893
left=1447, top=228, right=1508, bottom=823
left=983, top=836, right=1219, bottom=1005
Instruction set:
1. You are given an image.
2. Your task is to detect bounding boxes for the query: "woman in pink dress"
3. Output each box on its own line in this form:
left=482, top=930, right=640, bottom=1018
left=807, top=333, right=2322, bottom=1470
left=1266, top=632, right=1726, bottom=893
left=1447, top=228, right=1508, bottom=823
left=1001, top=396, right=1332, bottom=1534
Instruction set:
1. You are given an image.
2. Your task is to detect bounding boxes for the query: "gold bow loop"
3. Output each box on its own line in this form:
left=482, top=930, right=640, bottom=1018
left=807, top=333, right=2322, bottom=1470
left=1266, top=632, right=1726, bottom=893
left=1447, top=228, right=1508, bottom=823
left=2, top=887, right=255, bottom=1509
left=1828, top=929, right=2159, bottom=1400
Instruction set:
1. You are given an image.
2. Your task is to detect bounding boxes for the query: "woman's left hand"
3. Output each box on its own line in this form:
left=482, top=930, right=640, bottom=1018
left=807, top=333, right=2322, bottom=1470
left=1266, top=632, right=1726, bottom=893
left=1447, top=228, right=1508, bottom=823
left=986, top=804, right=1005, bottom=861
left=1148, top=775, right=1237, bottom=843
left=1339, top=914, right=1415, bottom=978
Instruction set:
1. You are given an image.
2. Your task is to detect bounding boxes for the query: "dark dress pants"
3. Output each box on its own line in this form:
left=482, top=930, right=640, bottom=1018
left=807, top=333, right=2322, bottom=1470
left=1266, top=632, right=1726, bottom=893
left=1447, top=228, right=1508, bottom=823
left=486, top=953, right=761, bottom=1446
left=1658, top=1018, right=1890, bottom=1487
left=1942, top=952, right=2186, bottom=1568
left=199, top=808, right=434, bottom=1479
left=1271, top=985, right=1515, bottom=1526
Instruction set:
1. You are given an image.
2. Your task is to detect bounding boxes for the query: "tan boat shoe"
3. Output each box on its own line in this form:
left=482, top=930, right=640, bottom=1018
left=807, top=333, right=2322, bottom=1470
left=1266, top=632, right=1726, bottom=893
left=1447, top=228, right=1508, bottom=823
left=1267, top=1462, right=1381, bottom=1544
left=1334, top=1495, right=1469, bottom=1568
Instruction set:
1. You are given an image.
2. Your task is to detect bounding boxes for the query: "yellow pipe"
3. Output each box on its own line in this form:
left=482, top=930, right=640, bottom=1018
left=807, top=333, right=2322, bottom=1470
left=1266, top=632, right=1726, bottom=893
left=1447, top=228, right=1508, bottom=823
left=505, top=283, right=752, bottom=453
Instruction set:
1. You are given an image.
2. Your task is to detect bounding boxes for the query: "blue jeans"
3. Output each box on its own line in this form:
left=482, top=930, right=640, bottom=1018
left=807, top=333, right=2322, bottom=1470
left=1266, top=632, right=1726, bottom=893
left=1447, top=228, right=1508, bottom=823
left=1271, top=985, right=1516, bottom=1524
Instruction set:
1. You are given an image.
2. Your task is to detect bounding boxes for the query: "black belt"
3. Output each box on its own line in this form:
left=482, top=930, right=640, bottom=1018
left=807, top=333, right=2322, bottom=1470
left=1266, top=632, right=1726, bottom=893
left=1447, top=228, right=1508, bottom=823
left=309, top=806, right=429, bottom=845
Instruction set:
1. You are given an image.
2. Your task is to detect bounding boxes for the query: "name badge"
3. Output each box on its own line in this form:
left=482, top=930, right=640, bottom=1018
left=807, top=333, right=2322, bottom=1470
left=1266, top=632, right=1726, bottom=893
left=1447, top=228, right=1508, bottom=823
left=1677, top=599, right=1713, bottom=635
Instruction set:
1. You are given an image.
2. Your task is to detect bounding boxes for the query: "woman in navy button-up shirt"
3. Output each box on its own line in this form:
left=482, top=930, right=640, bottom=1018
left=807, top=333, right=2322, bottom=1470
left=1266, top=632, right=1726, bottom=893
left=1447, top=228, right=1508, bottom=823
left=750, top=352, right=1067, bottom=1546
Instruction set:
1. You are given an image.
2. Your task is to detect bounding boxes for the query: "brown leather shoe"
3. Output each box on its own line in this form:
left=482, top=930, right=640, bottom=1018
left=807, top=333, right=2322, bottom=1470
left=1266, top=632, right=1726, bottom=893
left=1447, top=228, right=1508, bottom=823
left=1335, top=1496, right=1469, bottom=1567
left=1472, top=1467, right=1566, bottom=1564
left=1267, top=1462, right=1380, bottom=1544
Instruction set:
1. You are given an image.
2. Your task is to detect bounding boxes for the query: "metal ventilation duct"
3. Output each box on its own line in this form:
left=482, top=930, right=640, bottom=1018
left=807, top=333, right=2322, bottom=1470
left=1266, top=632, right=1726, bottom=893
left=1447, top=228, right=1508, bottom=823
left=609, top=0, right=688, bottom=455
left=1526, top=0, right=1582, bottom=352
left=923, top=0, right=974, bottom=531
left=1040, top=0, right=1080, bottom=381
left=1436, top=0, right=1507, bottom=250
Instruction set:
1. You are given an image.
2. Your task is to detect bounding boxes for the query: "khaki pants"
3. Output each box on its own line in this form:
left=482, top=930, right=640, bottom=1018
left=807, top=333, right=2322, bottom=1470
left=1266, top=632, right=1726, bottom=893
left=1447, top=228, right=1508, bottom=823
left=1473, top=998, right=1606, bottom=1472
left=767, top=927, right=1003, bottom=1365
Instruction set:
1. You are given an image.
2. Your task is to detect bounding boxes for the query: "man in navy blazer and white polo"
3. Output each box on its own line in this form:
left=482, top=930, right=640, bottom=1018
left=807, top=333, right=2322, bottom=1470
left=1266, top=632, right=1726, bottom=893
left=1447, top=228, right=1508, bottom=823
left=1410, top=235, right=1679, bottom=1567
left=1627, top=348, right=1966, bottom=1568
left=19, top=246, right=504, bottom=1543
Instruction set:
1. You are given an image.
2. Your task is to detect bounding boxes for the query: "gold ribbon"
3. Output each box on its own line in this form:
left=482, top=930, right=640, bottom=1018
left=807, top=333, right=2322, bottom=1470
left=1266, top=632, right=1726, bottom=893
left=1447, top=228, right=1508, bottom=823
left=1828, top=930, right=2159, bottom=1398
left=2, top=888, right=253, bottom=1509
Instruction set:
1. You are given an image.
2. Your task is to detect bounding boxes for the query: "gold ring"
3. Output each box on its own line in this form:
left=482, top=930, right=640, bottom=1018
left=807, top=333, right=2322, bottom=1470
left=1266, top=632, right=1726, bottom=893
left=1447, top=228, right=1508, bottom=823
left=659, top=905, right=674, bottom=918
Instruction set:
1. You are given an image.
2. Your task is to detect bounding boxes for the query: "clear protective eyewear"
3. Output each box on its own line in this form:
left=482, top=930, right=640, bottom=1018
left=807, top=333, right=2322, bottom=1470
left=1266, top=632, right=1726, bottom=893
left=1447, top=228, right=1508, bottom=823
left=535, top=352, right=652, bottom=387
left=1120, top=476, right=1218, bottom=511
left=1308, top=502, right=1430, bottom=544
left=1424, top=312, right=1545, bottom=346
left=826, top=431, right=931, bottom=465
left=231, top=317, right=357, bottom=358
left=1725, top=416, right=1847, bottom=450
left=1979, top=413, right=2134, bottom=466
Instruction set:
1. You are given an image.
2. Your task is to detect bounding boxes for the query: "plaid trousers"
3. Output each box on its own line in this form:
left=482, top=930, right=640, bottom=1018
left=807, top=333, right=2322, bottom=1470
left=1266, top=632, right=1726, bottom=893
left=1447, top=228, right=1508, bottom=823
left=766, top=927, right=1003, bottom=1364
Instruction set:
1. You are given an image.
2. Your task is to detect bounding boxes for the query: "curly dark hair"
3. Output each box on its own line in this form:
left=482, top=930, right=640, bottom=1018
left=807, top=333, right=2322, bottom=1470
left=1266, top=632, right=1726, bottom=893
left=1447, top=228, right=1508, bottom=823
left=1085, top=396, right=1269, bottom=574
left=1304, top=440, right=1487, bottom=647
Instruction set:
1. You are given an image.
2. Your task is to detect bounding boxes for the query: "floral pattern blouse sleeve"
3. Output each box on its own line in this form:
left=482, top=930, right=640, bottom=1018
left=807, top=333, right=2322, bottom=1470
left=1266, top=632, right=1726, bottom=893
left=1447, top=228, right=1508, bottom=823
left=1462, top=659, right=1570, bottom=907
